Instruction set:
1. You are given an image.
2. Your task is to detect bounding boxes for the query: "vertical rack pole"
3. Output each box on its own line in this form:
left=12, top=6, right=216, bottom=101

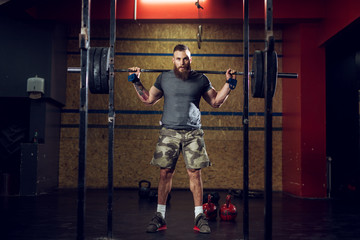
left=264, top=0, right=273, bottom=239
left=107, top=0, right=116, bottom=238
left=242, top=0, right=250, bottom=239
left=77, top=0, right=90, bottom=239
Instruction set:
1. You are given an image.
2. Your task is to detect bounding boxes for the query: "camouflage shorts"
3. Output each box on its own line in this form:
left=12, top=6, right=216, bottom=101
left=150, top=128, right=211, bottom=169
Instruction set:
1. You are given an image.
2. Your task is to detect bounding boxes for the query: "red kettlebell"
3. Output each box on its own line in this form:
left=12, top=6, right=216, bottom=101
left=203, top=194, right=217, bottom=220
left=220, top=194, right=237, bottom=221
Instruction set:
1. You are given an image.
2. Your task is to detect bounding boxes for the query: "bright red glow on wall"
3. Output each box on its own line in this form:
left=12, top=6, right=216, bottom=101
left=137, top=0, right=241, bottom=20
left=141, top=0, right=205, bottom=3
left=137, top=0, right=207, bottom=19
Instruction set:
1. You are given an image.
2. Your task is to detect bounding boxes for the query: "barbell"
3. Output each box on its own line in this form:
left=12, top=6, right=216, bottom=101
left=67, top=47, right=298, bottom=96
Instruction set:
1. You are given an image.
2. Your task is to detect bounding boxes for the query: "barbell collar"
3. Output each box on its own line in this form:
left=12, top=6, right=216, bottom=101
left=68, top=67, right=298, bottom=79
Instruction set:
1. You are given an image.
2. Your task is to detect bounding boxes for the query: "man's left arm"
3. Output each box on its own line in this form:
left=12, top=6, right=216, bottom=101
left=202, top=68, right=237, bottom=108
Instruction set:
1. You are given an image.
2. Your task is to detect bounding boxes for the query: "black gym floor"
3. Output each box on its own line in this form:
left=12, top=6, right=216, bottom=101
left=1, top=189, right=360, bottom=240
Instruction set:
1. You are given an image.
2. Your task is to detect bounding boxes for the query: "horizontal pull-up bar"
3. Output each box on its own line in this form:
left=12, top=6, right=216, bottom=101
left=67, top=67, right=298, bottom=79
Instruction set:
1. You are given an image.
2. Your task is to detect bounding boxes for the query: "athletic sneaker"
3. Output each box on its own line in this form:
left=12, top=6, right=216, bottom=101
left=193, top=213, right=211, bottom=233
left=146, top=212, right=167, bottom=233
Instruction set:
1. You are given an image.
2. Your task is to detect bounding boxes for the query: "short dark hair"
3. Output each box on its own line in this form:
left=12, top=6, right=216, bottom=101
left=173, top=44, right=190, bottom=53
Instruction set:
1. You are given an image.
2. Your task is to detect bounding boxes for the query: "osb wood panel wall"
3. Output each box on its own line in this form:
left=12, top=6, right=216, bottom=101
left=60, top=22, right=283, bottom=191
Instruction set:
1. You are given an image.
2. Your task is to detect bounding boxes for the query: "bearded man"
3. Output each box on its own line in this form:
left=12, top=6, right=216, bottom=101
left=128, top=44, right=237, bottom=234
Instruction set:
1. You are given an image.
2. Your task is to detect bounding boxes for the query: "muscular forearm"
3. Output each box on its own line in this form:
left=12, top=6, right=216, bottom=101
left=133, top=81, right=150, bottom=103
left=211, top=68, right=237, bottom=108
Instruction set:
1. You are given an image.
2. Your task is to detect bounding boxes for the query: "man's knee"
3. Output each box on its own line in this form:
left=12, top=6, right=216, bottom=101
left=187, top=168, right=201, bottom=173
left=159, top=168, right=175, bottom=181
left=187, top=168, right=201, bottom=179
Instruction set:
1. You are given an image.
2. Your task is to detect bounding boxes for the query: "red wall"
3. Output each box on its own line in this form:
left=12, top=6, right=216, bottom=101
left=320, top=0, right=360, bottom=44
left=31, top=0, right=326, bottom=23
left=282, top=25, right=302, bottom=195
left=134, top=0, right=325, bottom=21
left=282, top=0, right=359, bottom=198
left=136, top=0, right=243, bottom=20
left=299, top=24, right=326, bottom=197
left=282, top=23, right=327, bottom=198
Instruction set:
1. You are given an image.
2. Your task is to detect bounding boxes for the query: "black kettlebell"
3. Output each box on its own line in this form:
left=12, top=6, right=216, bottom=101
left=138, top=180, right=151, bottom=199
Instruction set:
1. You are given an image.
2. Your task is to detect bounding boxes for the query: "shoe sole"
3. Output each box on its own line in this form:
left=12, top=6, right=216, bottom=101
left=193, top=226, right=211, bottom=234
left=146, top=225, right=167, bottom=233
left=158, top=225, right=167, bottom=231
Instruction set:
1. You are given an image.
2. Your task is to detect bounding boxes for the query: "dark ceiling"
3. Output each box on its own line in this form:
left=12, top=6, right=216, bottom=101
left=0, top=0, right=80, bottom=22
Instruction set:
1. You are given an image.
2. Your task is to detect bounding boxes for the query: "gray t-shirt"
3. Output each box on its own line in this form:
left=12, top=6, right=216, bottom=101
left=154, top=70, right=212, bottom=130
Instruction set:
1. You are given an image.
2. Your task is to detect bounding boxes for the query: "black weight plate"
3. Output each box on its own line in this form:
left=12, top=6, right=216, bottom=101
left=251, top=50, right=264, bottom=98
left=269, top=51, right=278, bottom=98
left=91, top=47, right=102, bottom=94
left=88, top=47, right=97, bottom=93
left=100, top=47, right=110, bottom=93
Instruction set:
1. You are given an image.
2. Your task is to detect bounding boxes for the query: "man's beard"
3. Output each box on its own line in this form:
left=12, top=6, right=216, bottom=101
left=173, top=64, right=191, bottom=80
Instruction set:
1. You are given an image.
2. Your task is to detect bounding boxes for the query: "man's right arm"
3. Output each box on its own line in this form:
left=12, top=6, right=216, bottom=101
left=133, top=82, right=163, bottom=106
left=128, top=67, right=163, bottom=105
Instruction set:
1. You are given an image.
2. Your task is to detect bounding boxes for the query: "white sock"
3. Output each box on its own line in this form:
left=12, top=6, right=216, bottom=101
left=194, top=206, right=203, bottom=218
left=157, top=204, right=166, bottom=219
